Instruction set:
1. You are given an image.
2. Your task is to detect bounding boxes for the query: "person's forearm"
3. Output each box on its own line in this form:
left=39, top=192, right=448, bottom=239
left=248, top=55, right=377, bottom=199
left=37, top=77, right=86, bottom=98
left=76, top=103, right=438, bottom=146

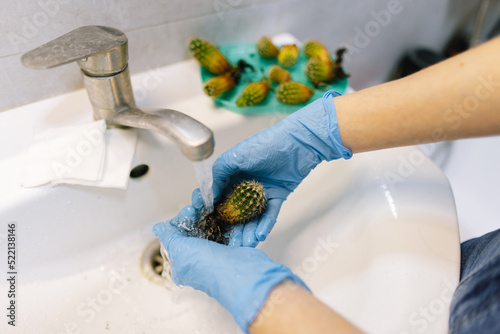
left=249, top=281, right=362, bottom=334
left=334, top=37, right=500, bottom=154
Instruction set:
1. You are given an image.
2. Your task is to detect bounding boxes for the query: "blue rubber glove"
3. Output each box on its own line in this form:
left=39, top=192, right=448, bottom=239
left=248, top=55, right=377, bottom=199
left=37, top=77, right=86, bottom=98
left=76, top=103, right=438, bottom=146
left=211, top=90, right=352, bottom=247
left=153, top=217, right=309, bottom=334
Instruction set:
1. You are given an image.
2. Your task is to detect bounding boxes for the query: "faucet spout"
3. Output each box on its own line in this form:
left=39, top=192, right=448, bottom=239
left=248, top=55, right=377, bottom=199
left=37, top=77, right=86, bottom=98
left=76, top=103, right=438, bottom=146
left=21, top=26, right=215, bottom=162
left=112, top=108, right=214, bottom=161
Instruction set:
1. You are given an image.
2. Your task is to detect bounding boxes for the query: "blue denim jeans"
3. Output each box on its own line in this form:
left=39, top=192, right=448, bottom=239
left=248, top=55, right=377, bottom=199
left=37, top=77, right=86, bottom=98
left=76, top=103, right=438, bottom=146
left=449, top=228, right=500, bottom=333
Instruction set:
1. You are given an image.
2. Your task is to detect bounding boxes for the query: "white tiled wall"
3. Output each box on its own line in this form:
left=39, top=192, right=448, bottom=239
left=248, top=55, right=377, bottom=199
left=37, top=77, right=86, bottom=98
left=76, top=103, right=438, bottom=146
left=0, top=0, right=494, bottom=110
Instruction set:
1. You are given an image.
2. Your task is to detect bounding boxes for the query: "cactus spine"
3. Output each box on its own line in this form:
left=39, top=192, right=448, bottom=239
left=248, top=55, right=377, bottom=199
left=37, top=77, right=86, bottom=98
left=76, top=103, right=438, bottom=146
left=305, top=47, right=349, bottom=84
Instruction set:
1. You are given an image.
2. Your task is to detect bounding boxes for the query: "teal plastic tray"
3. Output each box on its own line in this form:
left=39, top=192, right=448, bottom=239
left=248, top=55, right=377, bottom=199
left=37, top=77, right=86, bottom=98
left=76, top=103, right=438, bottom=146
left=200, top=43, right=349, bottom=115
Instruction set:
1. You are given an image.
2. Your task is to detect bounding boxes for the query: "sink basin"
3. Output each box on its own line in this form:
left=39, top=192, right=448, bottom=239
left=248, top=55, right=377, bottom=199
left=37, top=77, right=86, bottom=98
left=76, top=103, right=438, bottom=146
left=261, top=147, right=460, bottom=333
left=0, top=59, right=459, bottom=334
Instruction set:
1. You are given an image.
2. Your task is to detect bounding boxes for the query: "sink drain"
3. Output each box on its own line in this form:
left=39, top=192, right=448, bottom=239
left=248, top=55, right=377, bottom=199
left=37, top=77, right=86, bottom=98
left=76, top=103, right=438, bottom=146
left=140, top=239, right=169, bottom=285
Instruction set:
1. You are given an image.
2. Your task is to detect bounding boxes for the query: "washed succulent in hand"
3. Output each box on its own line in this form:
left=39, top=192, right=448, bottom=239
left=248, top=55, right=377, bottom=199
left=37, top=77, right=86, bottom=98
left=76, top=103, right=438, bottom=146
left=195, top=180, right=267, bottom=244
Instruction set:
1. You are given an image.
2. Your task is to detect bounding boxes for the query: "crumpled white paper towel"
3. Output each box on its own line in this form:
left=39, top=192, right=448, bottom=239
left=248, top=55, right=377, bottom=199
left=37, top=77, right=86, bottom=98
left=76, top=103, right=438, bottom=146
left=19, top=120, right=138, bottom=189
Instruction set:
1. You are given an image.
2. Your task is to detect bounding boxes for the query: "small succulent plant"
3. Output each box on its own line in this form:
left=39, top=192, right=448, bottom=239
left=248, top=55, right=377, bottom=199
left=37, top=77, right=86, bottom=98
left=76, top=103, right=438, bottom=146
left=236, top=80, right=271, bottom=107
left=268, top=65, right=292, bottom=84
left=203, top=72, right=238, bottom=97
left=218, top=180, right=266, bottom=224
left=201, top=59, right=253, bottom=98
left=190, top=39, right=256, bottom=98
left=278, top=44, right=299, bottom=68
left=189, top=38, right=232, bottom=75
left=195, top=180, right=267, bottom=244
left=305, top=59, right=335, bottom=83
left=257, top=36, right=279, bottom=58
left=276, top=81, right=315, bottom=104
left=305, top=47, right=349, bottom=84
left=304, top=40, right=331, bottom=62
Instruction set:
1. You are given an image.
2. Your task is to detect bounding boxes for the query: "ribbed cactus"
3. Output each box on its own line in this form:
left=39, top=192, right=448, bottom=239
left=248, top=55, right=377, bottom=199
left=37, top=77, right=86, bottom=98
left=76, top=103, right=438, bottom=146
left=217, top=181, right=266, bottom=224
left=304, top=40, right=331, bottom=62
left=203, top=72, right=237, bottom=97
left=278, top=44, right=299, bottom=68
left=236, top=80, right=271, bottom=107
left=305, top=59, right=335, bottom=83
left=305, top=47, right=349, bottom=84
left=257, top=36, right=279, bottom=58
left=195, top=180, right=267, bottom=244
left=276, top=82, right=314, bottom=104
left=268, top=65, right=292, bottom=84
left=189, top=38, right=232, bottom=75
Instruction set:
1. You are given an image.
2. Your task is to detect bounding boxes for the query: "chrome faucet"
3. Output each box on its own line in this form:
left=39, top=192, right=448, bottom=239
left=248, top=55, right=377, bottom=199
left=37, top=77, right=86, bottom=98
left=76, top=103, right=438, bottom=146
left=21, top=25, right=214, bottom=161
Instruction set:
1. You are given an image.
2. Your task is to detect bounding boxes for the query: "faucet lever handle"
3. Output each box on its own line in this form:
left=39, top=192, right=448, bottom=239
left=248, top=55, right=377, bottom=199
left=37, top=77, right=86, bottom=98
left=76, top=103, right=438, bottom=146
left=21, top=25, right=128, bottom=76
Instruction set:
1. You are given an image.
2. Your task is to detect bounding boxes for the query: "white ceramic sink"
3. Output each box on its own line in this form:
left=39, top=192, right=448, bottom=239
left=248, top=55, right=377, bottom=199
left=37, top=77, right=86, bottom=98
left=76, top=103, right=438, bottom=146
left=261, top=147, right=460, bottom=334
left=0, top=59, right=459, bottom=334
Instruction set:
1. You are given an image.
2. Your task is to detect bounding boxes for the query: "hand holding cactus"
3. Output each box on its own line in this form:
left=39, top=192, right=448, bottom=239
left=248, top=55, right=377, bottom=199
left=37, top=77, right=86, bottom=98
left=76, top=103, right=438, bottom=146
left=153, top=220, right=308, bottom=333
left=194, top=180, right=267, bottom=245
left=211, top=90, right=352, bottom=246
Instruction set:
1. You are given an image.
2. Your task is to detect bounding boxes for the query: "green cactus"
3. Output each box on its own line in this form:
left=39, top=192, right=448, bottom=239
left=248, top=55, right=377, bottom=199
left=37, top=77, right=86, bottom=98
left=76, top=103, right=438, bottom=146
left=189, top=38, right=232, bottom=75
left=278, top=44, right=299, bottom=68
left=304, top=40, right=331, bottom=62
left=217, top=181, right=266, bottom=224
left=236, top=80, right=271, bottom=107
left=276, top=81, right=315, bottom=104
left=203, top=72, right=237, bottom=97
left=305, top=59, right=335, bottom=83
left=257, top=36, right=279, bottom=58
left=268, top=65, right=292, bottom=84
left=305, top=47, right=349, bottom=84
left=195, top=180, right=267, bottom=244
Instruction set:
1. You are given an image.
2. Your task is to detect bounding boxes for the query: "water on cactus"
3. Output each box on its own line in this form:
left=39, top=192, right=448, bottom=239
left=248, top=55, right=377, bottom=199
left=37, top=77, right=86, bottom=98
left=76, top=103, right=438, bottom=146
left=192, top=180, right=267, bottom=244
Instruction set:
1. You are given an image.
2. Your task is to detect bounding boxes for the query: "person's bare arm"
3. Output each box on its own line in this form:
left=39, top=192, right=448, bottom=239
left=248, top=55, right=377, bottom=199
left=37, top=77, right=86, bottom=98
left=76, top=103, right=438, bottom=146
left=249, top=281, right=362, bottom=334
left=249, top=38, right=500, bottom=334
left=335, top=36, right=500, bottom=153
